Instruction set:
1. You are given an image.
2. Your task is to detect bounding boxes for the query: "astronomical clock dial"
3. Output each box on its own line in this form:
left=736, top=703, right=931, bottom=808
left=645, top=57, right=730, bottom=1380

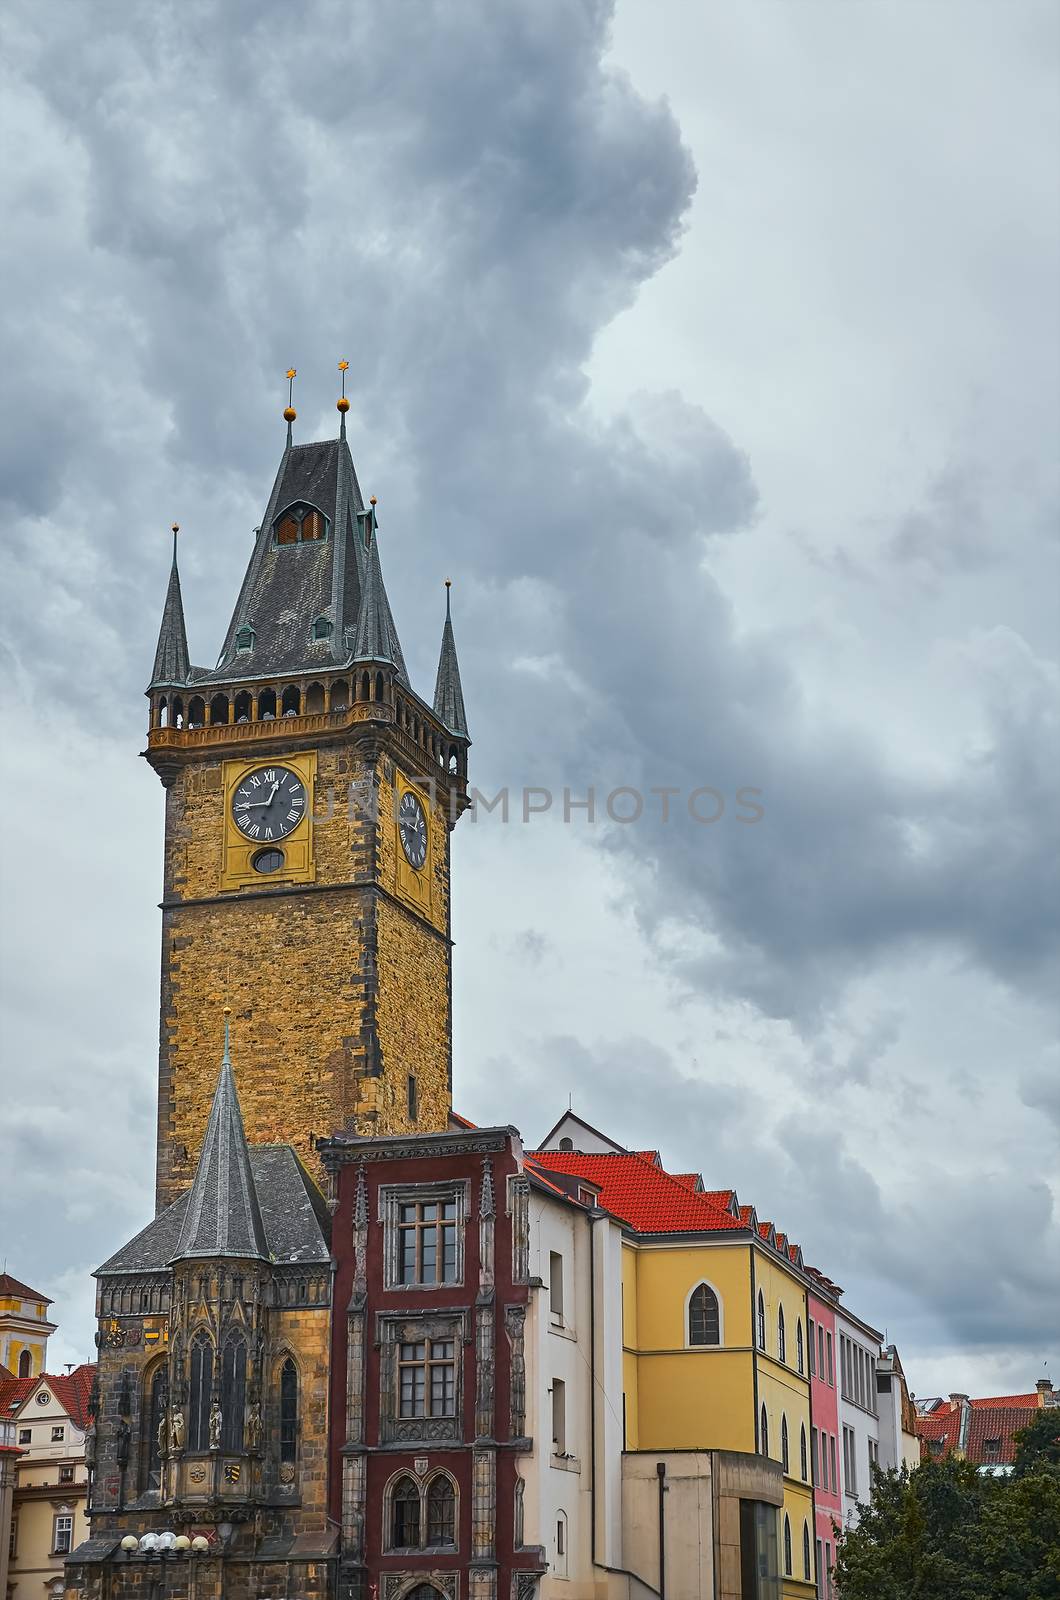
left=230, top=765, right=307, bottom=842
left=398, top=790, right=428, bottom=870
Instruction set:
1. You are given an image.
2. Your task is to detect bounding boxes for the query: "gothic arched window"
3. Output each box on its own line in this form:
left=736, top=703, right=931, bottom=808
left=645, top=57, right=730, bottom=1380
left=279, top=1359, right=298, bottom=1464
left=760, top=1404, right=769, bottom=1458
left=783, top=1514, right=792, bottom=1576
left=688, top=1284, right=721, bottom=1346
left=803, top=1520, right=812, bottom=1580
left=757, top=1291, right=766, bottom=1350
left=797, top=1319, right=805, bottom=1374
left=778, top=1305, right=786, bottom=1363
left=189, top=1333, right=213, bottom=1452
left=221, top=1336, right=247, bottom=1452
left=391, top=1475, right=420, bottom=1548
left=426, top=1474, right=456, bottom=1546
left=141, top=1364, right=167, bottom=1491
left=18, top=1350, right=31, bottom=1378
left=781, top=1414, right=789, bottom=1472
left=801, top=1423, right=808, bottom=1481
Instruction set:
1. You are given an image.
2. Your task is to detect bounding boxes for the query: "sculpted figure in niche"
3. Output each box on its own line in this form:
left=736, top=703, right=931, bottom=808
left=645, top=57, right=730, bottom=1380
left=245, top=1399, right=262, bottom=1452
left=170, top=1408, right=186, bottom=1452
left=209, top=1399, right=223, bottom=1451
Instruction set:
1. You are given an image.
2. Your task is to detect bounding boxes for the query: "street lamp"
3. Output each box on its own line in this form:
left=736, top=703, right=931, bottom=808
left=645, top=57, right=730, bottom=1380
left=118, top=1529, right=210, bottom=1594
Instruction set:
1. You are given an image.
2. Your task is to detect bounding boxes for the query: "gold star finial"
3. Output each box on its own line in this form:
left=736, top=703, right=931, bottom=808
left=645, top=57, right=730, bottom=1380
left=337, top=359, right=350, bottom=414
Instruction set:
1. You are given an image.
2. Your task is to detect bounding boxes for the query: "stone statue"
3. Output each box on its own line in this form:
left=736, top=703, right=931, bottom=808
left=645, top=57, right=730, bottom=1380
left=209, top=1399, right=223, bottom=1451
left=114, top=1417, right=130, bottom=1469
left=244, top=1399, right=262, bottom=1452
left=169, top=1407, right=186, bottom=1452
left=84, top=1420, right=97, bottom=1470
left=158, top=1411, right=168, bottom=1458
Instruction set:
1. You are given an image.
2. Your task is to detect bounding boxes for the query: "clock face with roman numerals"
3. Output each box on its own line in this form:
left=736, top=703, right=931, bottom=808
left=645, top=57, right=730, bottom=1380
left=231, top=765, right=307, bottom=842
left=398, top=789, right=428, bottom=870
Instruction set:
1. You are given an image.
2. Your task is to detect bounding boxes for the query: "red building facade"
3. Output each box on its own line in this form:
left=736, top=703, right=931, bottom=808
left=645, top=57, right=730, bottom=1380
left=807, top=1282, right=841, bottom=1597
left=321, top=1124, right=546, bottom=1600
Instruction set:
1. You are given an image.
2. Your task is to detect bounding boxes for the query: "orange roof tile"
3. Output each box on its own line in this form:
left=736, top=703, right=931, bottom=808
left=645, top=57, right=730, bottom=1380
left=530, top=1150, right=746, bottom=1235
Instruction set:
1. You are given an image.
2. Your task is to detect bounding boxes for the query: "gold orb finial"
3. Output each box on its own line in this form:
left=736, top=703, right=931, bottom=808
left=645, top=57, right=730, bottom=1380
left=445, top=577, right=452, bottom=589
left=337, top=396, right=350, bottom=413
left=283, top=406, right=297, bottom=421
left=172, top=523, right=179, bottom=535
left=223, top=1004, right=232, bottom=1018
left=369, top=495, right=377, bottom=506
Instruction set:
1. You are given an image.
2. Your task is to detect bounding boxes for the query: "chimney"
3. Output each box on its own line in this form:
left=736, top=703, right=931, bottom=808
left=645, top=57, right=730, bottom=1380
left=1036, top=1379, right=1055, bottom=1408
left=948, top=1392, right=969, bottom=1412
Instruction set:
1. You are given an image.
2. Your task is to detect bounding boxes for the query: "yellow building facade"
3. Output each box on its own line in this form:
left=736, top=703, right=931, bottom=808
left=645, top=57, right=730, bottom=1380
left=0, top=1274, right=57, bottom=1380
left=622, top=1238, right=816, bottom=1600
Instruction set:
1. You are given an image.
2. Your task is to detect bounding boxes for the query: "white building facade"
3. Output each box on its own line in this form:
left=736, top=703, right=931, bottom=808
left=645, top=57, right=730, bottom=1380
left=833, top=1307, right=883, bottom=1530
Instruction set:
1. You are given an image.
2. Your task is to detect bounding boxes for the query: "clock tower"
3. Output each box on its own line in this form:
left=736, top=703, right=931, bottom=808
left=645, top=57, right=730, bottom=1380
left=145, top=390, right=470, bottom=1211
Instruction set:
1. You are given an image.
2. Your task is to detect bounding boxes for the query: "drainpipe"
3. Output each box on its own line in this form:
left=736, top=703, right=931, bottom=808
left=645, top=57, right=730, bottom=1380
left=589, top=1210, right=598, bottom=1566
left=656, top=1461, right=668, bottom=1600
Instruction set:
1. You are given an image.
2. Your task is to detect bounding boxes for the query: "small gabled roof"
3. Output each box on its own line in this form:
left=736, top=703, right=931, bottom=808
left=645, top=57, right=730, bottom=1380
left=0, top=1272, right=51, bottom=1305
left=0, top=1365, right=96, bottom=1430
left=536, top=1109, right=629, bottom=1155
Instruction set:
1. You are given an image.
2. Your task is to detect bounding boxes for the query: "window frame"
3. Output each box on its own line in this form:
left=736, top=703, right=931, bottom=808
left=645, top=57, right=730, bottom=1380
left=279, top=1356, right=298, bottom=1465
left=756, top=1290, right=766, bottom=1350
left=378, top=1312, right=467, bottom=1445
left=685, top=1281, right=723, bottom=1348
left=272, top=502, right=330, bottom=546
left=380, top=1181, right=468, bottom=1292
left=384, top=1468, right=459, bottom=1554
left=53, top=1512, right=74, bottom=1556
left=778, top=1304, right=786, bottom=1364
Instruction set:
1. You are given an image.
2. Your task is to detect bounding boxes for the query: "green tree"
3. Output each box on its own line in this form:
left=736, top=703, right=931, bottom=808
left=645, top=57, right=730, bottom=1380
left=834, top=1457, right=1060, bottom=1600
left=1012, top=1408, right=1060, bottom=1478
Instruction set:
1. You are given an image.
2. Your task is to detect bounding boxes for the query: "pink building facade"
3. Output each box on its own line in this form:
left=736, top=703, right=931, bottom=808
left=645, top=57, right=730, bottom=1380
left=808, top=1286, right=841, bottom=1598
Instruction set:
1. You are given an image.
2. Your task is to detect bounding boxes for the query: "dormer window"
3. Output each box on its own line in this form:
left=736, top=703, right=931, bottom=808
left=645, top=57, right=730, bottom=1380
left=274, top=503, right=328, bottom=545
left=235, top=624, right=255, bottom=654
left=312, top=616, right=333, bottom=641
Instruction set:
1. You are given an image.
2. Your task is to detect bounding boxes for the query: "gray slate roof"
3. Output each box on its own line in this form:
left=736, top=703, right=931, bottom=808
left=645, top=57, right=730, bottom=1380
left=149, top=544, right=191, bottom=689
left=172, top=1039, right=268, bottom=1262
left=433, top=586, right=469, bottom=738
left=95, top=1147, right=330, bottom=1276
left=351, top=523, right=408, bottom=681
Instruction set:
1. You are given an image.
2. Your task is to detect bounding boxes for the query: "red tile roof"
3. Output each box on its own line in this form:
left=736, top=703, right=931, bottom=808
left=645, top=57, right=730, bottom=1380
left=0, top=1272, right=51, bottom=1305
left=530, top=1150, right=746, bottom=1235
left=973, top=1392, right=1039, bottom=1409
left=0, top=1365, right=96, bottom=1430
left=965, top=1405, right=1038, bottom=1466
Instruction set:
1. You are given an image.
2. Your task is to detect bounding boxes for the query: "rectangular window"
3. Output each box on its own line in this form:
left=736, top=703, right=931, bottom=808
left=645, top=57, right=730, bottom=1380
left=406, top=1073, right=418, bottom=1121
left=59, top=1465, right=74, bottom=1484
left=868, top=1437, right=879, bottom=1473
left=843, top=1425, right=857, bottom=1495
left=549, top=1251, right=564, bottom=1319
left=399, top=1199, right=458, bottom=1286
left=556, top=1516, right=565, bottom=1556
left=53, top=1514, right=74, bottom=1555
left=816, top=1538, right=823, bottom=1597
left=825, top=1540, right=833, bottom=1598
left=397, top=1340, right=456, bottom=1418
left=826, top=1331, right=833, bottom=1386
left=808, top=1318, right=816, bottom=1375
left=812, top=1427, right=820, bottom=1487
left=829, top=1434, right=838, bottom=1495
left=51, top=1424, right=65, bottom=1442
left=552, top=1378, right=566, bottom=1453
left=17, top=1428, right=30, bottom=1444
left=818, top=1325, right=826, bottom=1381
left=383, top=1183, right=466, bottom=1289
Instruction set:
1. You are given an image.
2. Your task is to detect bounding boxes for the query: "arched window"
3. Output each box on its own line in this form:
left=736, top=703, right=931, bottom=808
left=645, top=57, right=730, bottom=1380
left=209, top=694, right=229, bottom=726
left=756, top=1291, right=766, bottom=1350
left=800, top=1423, right=808, bottom=1480
left=306, top=682, right=326, bottom=714
left=281, top=685, right=300, bottom=717
left=803, top=1521, right=812, bottom=1580
left=235, top=624, right=255, bottom=653
left=330, top=680, right=349, bottom=711
left=391, top=1475, right=420, bottom=1548
left=406, top=1589, right=444, bottom=1600
left=426, top=1473, right=456, bottom=1546
left=555, top=1509, right=569, bottom=1578
left=221, top=1335, right=246, bottom=1452
left=558, top=1137, right=574, bottom=1151
left=781, top=1414, right=789, bottom=1472
left=760, top=1404, right=769, bottom=1457
left=783, top=1514, right=792, bottom=1576
left=778, top=1305, right=786, bottom=1363
left=274, top=504, right=328, bottom=545
left=18, top=1349, right=32, bottom=1378
left=141, top=1363, right=167, bottom=1491
left=188, top=695, right=206, bottom=728
left=189, top=1333, right=213, bottom=1452
left=279, top=1358, right=297, bottom=1463
left=234, top=690, right=252, bottom=722
left=311, top=616, right=332, bottom=641
left=796, top=1319, right=804, bottom=1374
left=688, top=1284, right=720, bottom=1346
left=258, top=688, right=277, bottom=720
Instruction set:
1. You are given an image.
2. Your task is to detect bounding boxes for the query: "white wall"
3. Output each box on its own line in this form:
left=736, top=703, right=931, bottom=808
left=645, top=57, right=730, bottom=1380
left=834, top=1310, right=881, bottom=1530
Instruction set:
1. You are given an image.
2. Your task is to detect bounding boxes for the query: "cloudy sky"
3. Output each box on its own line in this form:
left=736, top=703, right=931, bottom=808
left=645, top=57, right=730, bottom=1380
left=1, top=0, right=1057, bottom=1401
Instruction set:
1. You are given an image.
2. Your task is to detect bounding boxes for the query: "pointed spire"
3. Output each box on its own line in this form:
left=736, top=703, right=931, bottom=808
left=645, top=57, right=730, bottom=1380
left=171, top=1010, right=269, bottom=1263
left=351, top=508, right=393, bottom=664
left=149, top=524, right=191, bottom=689
left=433, top=580, right=469, bottom=738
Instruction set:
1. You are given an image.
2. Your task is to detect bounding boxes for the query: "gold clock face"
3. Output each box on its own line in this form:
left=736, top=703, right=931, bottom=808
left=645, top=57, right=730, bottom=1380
left=230, top=765, right=307, bottom=842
